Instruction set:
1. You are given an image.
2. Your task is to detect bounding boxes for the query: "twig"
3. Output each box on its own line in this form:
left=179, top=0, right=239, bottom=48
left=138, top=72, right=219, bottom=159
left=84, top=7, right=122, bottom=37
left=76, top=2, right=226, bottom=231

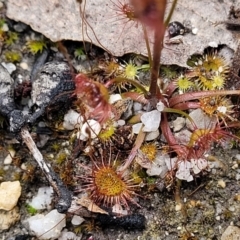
left=21, top=127, right=72, bottom=213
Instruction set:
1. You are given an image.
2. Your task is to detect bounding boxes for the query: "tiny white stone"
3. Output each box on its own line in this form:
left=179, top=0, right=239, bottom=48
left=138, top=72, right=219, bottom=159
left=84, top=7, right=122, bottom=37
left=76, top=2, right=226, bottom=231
left=71, top=215, right=85, bottom=226
left=81, top=119, right=101, bottom=139
left=117, top=119, right=125, bottom=126
left=59, top=231, right=82, bottom=240
left=156, top=101, right=165, bottom=112
left=27, top=209, right=66, bottom=239
left=175, top=204, right=182, bottom=211
left=232, top=163, right=238, bottom=169
left=176, top=161, right=193, bottom=182
left=217, top=179, right=226, bottom=188
left=165, top=157, right=177, bottom=171
left=21, top=163, right=27, bottom=170
left=132, top=123, right=143, bottom=134
left=109, top=94, right=122, bottom=104
left=172, top=117, right=185, bottom=132
left=186, top=108, right=217, bottom=131
left=191, top=158, right=208, bottom=174
left=146, top=153, right=169, bottom=177
left=20, top=62, right=29, bottom=70
left=48, top=154, right=54, bottom=159
left=77, top=131, right=88, bottom=141
left=133, top=102, right=142, bottom=112
left=145, top=129, right=160, bottom=141
left=192, top=27, right=198, bottom=34
left=235, top=154, right=240, bottom=160
left=217, top=106, right=227, bottom=114
left=29, top=187, right=54, bottom=210
left=1, top=62, right=16, bottom=74
left=141, top=110, right=161, bottom=132
left=4, top=149, right=16, bottom=165
left=2, top=23, right=9, bottom=32
left=112, top=203, right=128, bottom=215
left=63, top=109, right=83, bottom=130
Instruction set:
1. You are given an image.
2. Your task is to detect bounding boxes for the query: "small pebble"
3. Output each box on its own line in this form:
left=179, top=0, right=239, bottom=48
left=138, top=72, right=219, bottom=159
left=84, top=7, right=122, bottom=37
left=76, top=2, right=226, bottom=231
left=21, top=163, right=27, bottom=170
left=172, top=117, right=185, bottom=132
left=27, top=209, right=66, bottom=239
left=192, top=27, right=198, bottom=34
left=109, top=94, right=122, bottom=104
left=71, top=215, right=85, bottom=226
left=141, top=110, right=161, bottom=132
left=235, top=154, right=240, bottom=161
left=228, top=206, right=235, bottom=212
left=232, top=163, right=238, bottom=169
left=59, top=231, right=82, bottom=240
left=132, top=123, right=143, bottom=134
left=80, top=119, right=101, bottom=139
left=221, top=226, right=240, bottom=240
left=175, top=204, right=182, bottom=211
left=216, top=216, right=221, bottom=221
left=13, top=22, right=28, bottom=32
left=217, top=179, right=226, bottom=188
left=177, top=226, right=182, bottom=230
left=1, top=23, right=9, bottom=32
left=63, top=109, right=83, bottom=130
left=145, top=130, right=160, bottom=141
left=133, top=102, right=142, bottom=112
left=4, top=149, right=16, bottom=165
left=1, top=62, right=16, bottom=74
left=0, top=181, right=22, bottom=211
left=20, top=62, right=29, bottom=70
left=29, top=187, right=54, bottom=210
left=117, top=119, right=125, bottom=126
left=234, top=194, right=240, bottom=201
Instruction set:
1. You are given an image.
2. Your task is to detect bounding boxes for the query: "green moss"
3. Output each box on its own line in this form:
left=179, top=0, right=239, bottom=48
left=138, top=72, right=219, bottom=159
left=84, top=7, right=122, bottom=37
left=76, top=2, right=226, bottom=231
left=5, top=31, right=18, bottom=46
left=26, top=204, right=38, bottom=215
left=74, top=47, right=86, bottom=60
left=0, top=168, right=5, bottom=177
left=55, top=152, right=67, bottom=164
left=51, top=142, right=61, bottom=152
left=26, top=39, right=47, bottom=55
left=223, top=209, right=233, bottom=220
left=160, top=65, right=178, bottom=79
left=0, top=19, right=5, bottom=28
left=4, top=50, right=21, bottom=63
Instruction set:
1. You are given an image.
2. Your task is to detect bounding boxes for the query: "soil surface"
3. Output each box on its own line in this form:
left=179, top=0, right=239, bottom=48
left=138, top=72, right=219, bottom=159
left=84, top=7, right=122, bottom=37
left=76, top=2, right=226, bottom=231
left=1, top=1, right=240, bottom=240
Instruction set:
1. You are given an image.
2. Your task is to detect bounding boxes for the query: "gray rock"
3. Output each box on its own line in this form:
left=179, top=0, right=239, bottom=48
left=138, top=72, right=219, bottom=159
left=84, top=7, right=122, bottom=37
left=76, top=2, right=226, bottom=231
left=6, top=0, right=238, bottom=67
left=0, top=207, right=20, bottom=232
left=221, top=226, right=240, bottom=240
left=0, top=181, right=22, bottom=211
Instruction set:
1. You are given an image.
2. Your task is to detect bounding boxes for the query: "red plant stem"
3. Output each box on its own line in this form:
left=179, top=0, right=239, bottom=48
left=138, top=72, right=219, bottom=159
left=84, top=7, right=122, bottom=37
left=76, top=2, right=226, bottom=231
left=160, top=113, right=188, bottom=159
left=164, top=80, right=178, bottom=97
left=172, top=101, right=200, bottom=111
left=169, top=90, right=240, bottom=108
left=122, top=92, right=149, bottom=104
left=119, top=127, right=146, bottom=172
left=149, top=29, right=164, bottom=100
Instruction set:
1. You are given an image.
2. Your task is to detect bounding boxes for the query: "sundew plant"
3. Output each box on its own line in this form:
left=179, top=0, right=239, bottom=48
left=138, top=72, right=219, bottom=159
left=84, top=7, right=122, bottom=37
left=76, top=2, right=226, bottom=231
left=72, top=0, right=240, bottom=208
